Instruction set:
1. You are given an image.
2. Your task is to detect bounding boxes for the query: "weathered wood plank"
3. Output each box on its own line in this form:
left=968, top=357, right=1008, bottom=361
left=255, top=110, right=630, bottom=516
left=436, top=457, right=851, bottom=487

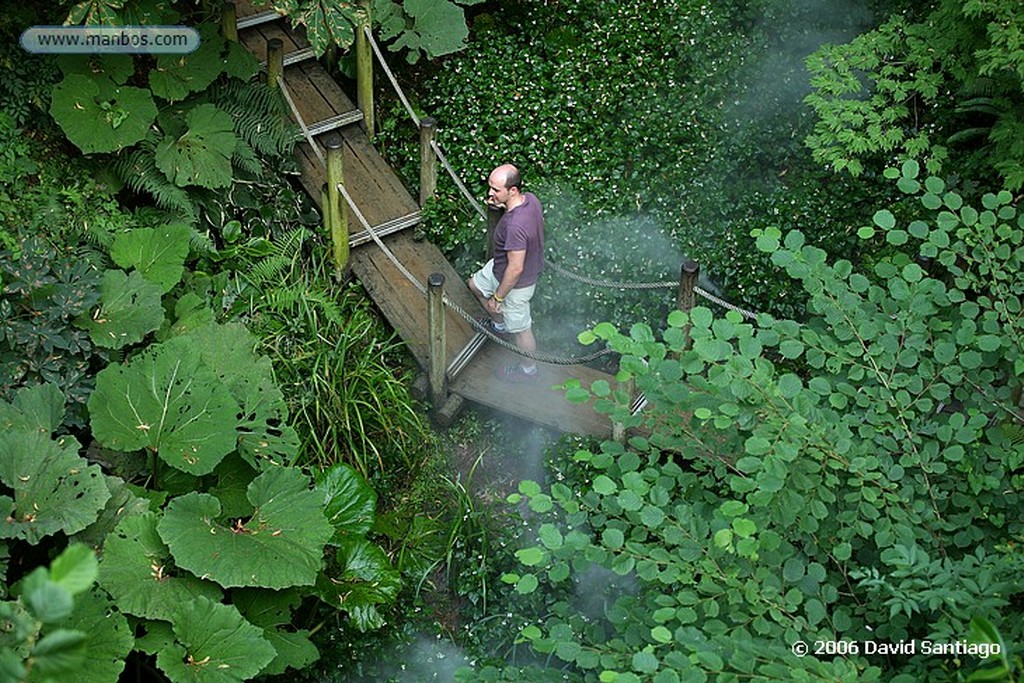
left=240, top=22, right=308, bottom=63
left=350, top=232, right=478, bottom=369
left=450, top=342, right=613, bottom=438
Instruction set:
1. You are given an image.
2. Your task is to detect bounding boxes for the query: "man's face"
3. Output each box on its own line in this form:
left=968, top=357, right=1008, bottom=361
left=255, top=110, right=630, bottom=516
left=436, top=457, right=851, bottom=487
left=487, top=172, right=512, bottom=208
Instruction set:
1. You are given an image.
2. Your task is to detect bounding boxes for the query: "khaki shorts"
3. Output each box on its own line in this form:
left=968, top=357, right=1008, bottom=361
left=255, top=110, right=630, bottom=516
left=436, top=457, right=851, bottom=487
left=471, top=259, right=536, bottom=334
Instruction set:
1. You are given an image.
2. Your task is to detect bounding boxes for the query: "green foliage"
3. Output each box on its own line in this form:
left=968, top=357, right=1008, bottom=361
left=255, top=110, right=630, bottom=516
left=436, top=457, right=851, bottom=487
left=49, top=74, right=158, bottom=154
left=499, top=175, right=1024, bottom=680
left=805, top=0, right=1024, bottom=188
left=261, top=0, right=477, bottom=61
left=0, top=238, right=108, bottom=429
left=375, top=0, right=483, bottom=64
left=50, top=11, right=296, bottom=223
left=231, top=227, right=435, bottom=481
left=155, top=104, right=237, bottom=190
left=0, top=543, right=109, bottom=683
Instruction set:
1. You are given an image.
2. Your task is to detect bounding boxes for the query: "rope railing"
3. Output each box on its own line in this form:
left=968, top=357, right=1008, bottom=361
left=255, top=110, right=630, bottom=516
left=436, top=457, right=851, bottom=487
left=276, top=75, right=325, bottom=166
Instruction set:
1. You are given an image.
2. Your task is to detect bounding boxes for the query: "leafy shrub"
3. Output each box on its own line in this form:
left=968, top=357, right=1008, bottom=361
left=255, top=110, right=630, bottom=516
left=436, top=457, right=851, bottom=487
left=499, top=172, right=1024, bottom=681
left=804, top=0, right=1024, bottom=189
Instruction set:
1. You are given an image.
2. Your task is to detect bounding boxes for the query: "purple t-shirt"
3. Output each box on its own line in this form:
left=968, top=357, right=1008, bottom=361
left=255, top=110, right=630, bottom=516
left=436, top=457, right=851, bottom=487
left=493, top=192, right=545, bottom=287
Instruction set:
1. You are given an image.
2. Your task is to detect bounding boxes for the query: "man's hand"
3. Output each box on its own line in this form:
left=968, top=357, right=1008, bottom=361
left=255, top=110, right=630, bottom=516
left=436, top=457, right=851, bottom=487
left=484, top=297, right=502, bottom=315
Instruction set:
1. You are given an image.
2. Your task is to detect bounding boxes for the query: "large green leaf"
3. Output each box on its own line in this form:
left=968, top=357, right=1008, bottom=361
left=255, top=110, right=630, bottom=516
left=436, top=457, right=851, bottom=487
left=315, top=537, right=401, bottom=631
left=157, top=468, right=334, bottom=589
left=88, top=336, right=240, bottom=475
left=33, top=588, right=133, bottom=683
left=392, top=0, right=468, bottom=62
left=71, top=475, right=152, bottom=548
left=56, top=54, right=134, bottom=84
left=0, top=432, right=109, bottom=544
left=155, top=596, right=275, bottom=683
left=149, top=25, right=224, bottom=102
left=260, top=628, right=319, bottom=676
left=155, top=104, right=236, bottom=189
left=49, top=74, right=157, bottom=154
left=110, top=223, right=192, bottom=293
left=98, top=512, right=223, bottom=621
left=317, top=464, right=376, bottom=543
left=0, top=383, right=64, bottom=435
left=78, top=269, right=165, bottom=349
left=231, top=589, right=317, bottom=675
left=184, top=323, right=299, bottom=467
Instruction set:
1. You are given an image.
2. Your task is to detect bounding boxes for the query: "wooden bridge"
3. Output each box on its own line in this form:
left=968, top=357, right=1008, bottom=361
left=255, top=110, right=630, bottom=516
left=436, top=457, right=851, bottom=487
left=232, top=2, right=615, bottom=437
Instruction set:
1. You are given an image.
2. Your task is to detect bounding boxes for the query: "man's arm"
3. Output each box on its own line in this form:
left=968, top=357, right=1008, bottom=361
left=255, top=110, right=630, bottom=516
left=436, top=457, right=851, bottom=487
left=495, top=250, right=525, bottom=299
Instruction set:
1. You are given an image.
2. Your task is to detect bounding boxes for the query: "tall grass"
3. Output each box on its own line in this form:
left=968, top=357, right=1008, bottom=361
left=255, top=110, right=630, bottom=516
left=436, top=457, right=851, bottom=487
left=238, top=228, right=436, bottom=481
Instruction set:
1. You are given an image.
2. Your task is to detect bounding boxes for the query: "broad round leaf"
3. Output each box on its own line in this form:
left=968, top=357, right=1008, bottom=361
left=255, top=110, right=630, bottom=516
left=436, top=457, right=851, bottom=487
left=98, top=512, right=223, bottom=621
left=317, top=464, right=377, bottom=543
left=50, top=74, right=156, bottom=154
left=158, top=468, right=335, bottom=589
left=149, top=26, right=224, bottom=102
left=155, top=104, right=236, bottom=189
left=183, top=323, right=299, bottom=468
left=89, top=336, right=240, bottom=476
left=110, top=224, right=192, bottom=293
left=155, top=596, right=276, bottom=683
left=78, top=269, right=165, bottom=349
left=0, top=431, right=109, bottom=544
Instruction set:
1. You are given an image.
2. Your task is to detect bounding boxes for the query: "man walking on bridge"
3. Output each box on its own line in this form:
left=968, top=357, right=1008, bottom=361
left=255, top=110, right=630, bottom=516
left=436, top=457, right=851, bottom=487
left=467, top=164, right=545, bottom=383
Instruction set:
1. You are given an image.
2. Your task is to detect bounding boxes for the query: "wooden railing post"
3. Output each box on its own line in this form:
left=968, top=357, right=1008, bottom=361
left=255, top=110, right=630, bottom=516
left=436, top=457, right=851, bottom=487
left=677, top=260, right=699, bottom=349
left=427, top=272, right=447, bottom=409
left=612, top=375, right=635, bottom=443
left=324, top=133, right=349, bottom=275
left=267, top=38, right=284, bottom=87
left=419, top=116, right=437, bottom=206
left=221, top=2, right=238, bottom=42
left=320, top=182, right=331, bottom=236
left=355, top=0, right=374, bottom=137
left=486, top=204, right=502, bottom=260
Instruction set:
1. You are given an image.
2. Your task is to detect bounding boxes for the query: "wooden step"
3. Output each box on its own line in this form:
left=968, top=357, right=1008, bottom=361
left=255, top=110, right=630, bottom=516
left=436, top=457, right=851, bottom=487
left=234, top=0, right=282, bottom=28
left=240, top=20, right=313, bottom=66
left=348, top=211, right=421, bottom=248
left=278, top=61, right=362, bottom=137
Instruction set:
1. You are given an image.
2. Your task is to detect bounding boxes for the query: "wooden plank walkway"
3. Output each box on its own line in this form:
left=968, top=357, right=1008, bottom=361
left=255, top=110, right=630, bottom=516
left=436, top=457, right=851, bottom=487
left=234, top=4, right=614, bottom=438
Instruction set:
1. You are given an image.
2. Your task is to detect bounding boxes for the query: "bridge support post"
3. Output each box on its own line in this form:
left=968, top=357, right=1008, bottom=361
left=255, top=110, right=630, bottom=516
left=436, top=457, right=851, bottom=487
left=221, top=2, right=238, bottom=42
left=612, top=375, right=635, bottom=443
left=486, top=205, right=502, bottom=260
left=419, top=117, right=437, bottom=206
left=677, top=260, right=699, bottom=349
left=325, top=133, right=350, bottom=275
left=427, top=273, right=448, bottom=409
left=267, top=38, right=284, bottom=87
left=355, top=0, right=374, bottom=138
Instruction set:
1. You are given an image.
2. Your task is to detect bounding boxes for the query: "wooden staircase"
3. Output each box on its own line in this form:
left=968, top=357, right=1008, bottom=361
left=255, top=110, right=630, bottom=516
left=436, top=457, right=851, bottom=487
left=232, top=2, right=616, bottom=438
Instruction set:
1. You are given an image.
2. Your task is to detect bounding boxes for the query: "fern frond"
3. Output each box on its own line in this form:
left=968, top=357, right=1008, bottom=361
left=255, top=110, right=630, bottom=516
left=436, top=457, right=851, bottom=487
left=209, top=81, right=300, bottom=159
left=112, top=146, right=198, bottom=223
left=232, top=139, right=263, bottom=177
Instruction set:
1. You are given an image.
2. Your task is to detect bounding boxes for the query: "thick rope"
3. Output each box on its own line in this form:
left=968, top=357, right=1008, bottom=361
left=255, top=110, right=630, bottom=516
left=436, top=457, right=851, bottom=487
left=364, top=25, right=420, bottom=128
left=430, top=139, right=487, bottom=218
left=276, top=75, right=325, bottom=166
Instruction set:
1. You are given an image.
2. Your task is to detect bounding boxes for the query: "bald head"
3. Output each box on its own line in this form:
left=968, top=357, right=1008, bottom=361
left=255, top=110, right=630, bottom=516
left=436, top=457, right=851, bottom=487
left=491, top=164, right=521, bottom=191
left=486, top=164, right=525, bottom=210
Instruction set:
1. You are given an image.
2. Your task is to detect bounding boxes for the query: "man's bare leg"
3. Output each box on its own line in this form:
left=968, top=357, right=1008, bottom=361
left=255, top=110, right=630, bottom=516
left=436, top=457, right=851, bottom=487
left=515, top=327, right=538, bottom=373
